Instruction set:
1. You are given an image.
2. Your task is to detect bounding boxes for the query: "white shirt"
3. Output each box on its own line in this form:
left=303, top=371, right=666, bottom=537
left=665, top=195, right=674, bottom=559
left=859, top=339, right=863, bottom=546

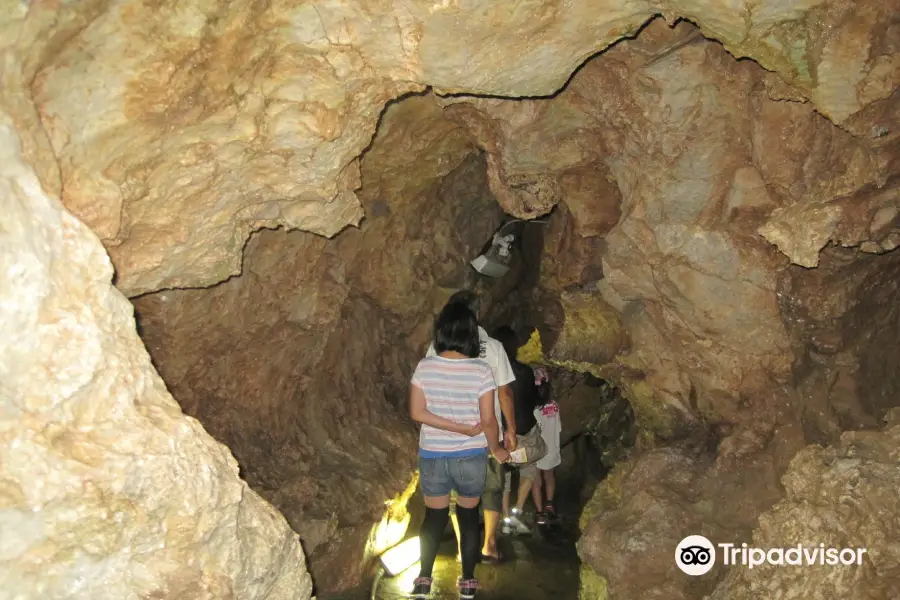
left=426, top=326, right=515, bottom=442
left=534, top=401, right=562, bottom=470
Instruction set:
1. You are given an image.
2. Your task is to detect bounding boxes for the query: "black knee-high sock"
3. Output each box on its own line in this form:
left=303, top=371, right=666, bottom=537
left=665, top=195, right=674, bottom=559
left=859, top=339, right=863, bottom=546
left=456, top=504, right=481, bottom=580
left=418, top=506, right=450, bottom=578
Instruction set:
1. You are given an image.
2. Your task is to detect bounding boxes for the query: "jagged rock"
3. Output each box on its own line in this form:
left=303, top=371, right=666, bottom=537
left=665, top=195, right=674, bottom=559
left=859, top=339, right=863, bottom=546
left=777, top=246, right=900, bottom=444
left=538, top=202, right=611, bottom=293
left=131, top=97, right=504, bottom=591
left=1, top=0, right=893, bottom=294
left=2, top=2, right=899, bottom=598
left=0, top=114, right=311, bottom=599
left=753, top=87, right=897, bottom=267
left=588, top=22, right=881, bottom=435
left=708, top=425, right=900, bottom=600
left=547, top=291, right=628, bottom=368
left=758, top=202, right=845, bottom=268
left=577, top=429, right=804, bottom=600
left=446, top=19, right=895, bottom=437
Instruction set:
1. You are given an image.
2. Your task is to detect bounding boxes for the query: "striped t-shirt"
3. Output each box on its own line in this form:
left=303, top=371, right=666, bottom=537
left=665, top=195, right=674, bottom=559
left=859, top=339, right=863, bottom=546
left=411, top=356, right=497, bottom=458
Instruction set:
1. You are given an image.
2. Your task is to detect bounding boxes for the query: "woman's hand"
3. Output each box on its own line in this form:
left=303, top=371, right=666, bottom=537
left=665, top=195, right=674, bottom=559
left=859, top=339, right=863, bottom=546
left=457, top=422, right=483, bottom=437
left=492, top=447, right=511, bottom=463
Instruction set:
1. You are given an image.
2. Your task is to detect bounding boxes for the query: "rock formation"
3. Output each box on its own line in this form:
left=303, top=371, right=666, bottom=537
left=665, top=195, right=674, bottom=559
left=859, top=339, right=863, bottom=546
left=2, top=0, right=894, bottom=296
left=131, top=96, right=505, bottom=591
left=467, top=19, right=897, bottom=598
left=1, top=0, right=898, bottom=598
left=708, top=423, right=900, bottom=600
left=443, top=18, right=897, bottom=442
left=426, top=16, right=898, bottom=600
left=577, top=442, right=788, bottom=600
left=578, top=419, right=900, bottom=600
left=778, top=246, right=900, bottom=444
left=0, top=114, right=311, bottom=599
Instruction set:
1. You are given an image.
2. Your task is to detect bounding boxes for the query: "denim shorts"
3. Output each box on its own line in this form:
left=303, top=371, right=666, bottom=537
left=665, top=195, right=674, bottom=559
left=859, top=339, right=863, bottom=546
left=419, top=453, right=488, bottom=499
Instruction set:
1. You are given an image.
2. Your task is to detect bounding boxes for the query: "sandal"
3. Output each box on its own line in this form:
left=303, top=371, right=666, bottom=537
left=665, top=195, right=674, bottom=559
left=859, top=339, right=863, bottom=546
left=480, top=550, right=504, bottom=564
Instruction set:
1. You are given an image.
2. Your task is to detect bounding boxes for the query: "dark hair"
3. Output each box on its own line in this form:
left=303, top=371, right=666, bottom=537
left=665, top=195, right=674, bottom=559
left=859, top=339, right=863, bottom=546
left=434, top=303, right=481, bottom=358
left=492, top=325, right=519, bottom=361
left=535, top=378, right=552, bottom=407
left=447, top=290, right=481, bottom=317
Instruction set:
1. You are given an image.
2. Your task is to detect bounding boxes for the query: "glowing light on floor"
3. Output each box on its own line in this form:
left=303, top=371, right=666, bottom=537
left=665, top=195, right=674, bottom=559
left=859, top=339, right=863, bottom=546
left=393, top=563, right=421, bottom=591
left=366, top=471, right=420, bottom=561
left=380, top=536, right=421, bottom=576
left=369, top=510, right=412, bottom=558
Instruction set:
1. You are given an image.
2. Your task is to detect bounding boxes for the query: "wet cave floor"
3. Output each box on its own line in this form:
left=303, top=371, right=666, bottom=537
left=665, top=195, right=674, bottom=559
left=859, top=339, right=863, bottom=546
left=322, top=480, right=584, bottom=600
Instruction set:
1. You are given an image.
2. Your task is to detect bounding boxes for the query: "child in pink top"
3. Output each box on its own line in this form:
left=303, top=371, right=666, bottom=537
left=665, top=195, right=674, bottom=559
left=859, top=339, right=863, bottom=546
left=531, top=366, right=561, bottom=523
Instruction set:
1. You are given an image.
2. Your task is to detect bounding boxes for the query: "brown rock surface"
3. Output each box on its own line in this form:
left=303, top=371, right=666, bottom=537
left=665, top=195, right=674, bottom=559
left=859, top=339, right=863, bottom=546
left=576, top=402, right=813, bottom=597
left=576, top=437, right=798, bottom=600
left=132, top=96, right=504, bottom=591
left=1, top=0, right=893, bottom=294
left=539, top=200, right=613, bottom=293
left=0, top=114, right=311, bottom=598
left=547, top=291, right=628, bottom=368
left=426, top=19, right=898, bottom=600
left=708, top=424, right=900, bottom=600
left=444, top=19, right=896, bottom=438
left=778, top=246, right=900, bottom=444
left=591, top=23, right=799, bottom=434
left=1, top=2, right=898, bottom=598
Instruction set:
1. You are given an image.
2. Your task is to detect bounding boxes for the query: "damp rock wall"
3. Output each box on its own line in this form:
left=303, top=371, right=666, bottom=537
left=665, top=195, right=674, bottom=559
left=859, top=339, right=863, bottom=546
left=441, top=18, right=898, bottom=442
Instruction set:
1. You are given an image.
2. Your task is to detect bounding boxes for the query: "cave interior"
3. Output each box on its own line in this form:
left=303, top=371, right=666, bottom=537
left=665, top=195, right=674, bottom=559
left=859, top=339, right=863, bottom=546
left=2, top=4, right=900, bottom=600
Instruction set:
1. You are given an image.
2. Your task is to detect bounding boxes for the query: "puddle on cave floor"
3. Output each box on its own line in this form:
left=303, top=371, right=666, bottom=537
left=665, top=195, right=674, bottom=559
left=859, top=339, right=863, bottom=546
left=321, top=482, right=583, bottom=600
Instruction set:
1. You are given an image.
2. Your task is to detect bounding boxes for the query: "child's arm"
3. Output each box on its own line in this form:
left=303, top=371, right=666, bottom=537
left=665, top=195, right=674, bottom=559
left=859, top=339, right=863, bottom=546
left=409, top=383, right=482, bottom=435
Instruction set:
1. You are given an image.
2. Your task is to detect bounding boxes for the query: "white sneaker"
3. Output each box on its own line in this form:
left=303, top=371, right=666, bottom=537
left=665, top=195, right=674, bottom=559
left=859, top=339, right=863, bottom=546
left=503, top=515, right=530, bottom=535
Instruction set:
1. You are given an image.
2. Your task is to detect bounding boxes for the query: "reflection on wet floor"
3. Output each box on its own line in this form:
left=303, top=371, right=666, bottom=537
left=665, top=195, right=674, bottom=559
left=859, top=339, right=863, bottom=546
left=322, top=508, right=582, bottom=600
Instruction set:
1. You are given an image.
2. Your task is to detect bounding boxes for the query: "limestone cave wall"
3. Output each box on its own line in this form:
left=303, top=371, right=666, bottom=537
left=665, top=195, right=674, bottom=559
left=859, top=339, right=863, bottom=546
left=132, top=95, right=504, bottom=591
left=442, top=18, right=898, bottom=441
left=2, top=1, right=899, bottom=599
left=0, top=113, right=311, bottom=599
left=441, top=18, right=899, bottom=599
left=708, top=416, right=900, bottom=600
left=5, top=0, right=897, bottom=298
left=779, top=246, right=900, bottom=443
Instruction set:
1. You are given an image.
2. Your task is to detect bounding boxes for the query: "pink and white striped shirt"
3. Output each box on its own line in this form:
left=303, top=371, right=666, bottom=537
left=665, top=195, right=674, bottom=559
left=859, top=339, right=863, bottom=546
left=411, top=356, right=496, bottom=457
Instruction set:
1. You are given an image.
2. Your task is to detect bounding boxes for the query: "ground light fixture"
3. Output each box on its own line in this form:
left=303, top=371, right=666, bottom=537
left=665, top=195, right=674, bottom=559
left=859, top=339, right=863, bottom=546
left=380, top=536, right=421, bottom=575
left=371, top=536, right=422, bottom=599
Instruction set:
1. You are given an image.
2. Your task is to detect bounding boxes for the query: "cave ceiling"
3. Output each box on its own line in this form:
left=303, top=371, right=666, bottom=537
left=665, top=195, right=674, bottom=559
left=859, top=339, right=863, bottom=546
left=2, top=0, right=898, bottom=296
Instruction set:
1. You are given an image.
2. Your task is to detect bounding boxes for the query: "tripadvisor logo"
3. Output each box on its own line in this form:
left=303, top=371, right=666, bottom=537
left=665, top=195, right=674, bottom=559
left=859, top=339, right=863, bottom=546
left=675, top=535, right=868, bottom=576
left=676, top=535, right=716, bottom=576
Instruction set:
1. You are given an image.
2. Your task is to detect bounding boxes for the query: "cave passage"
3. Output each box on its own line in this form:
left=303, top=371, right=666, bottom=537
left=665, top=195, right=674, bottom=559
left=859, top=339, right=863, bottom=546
left=320, top=397, right=620, bottom=600
left=123, top=16, right=900, bottom=595
left=4, top=2, right=900, bottom=600
left=312, top=202, right=636, bottom=600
